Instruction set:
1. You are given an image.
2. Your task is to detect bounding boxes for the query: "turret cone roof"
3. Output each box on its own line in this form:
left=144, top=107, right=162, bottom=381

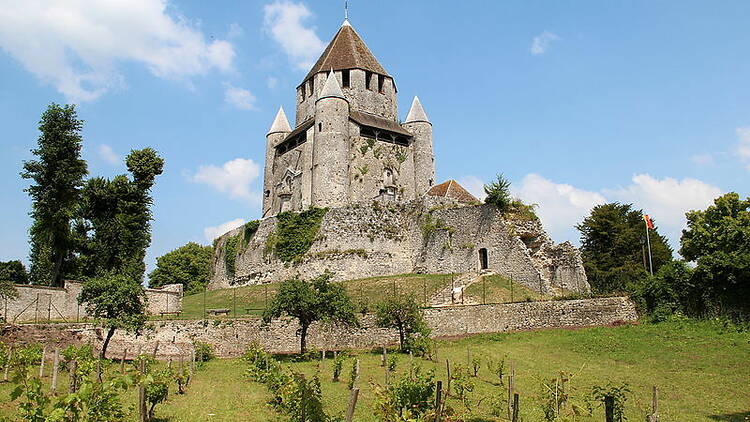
left=405, top=96, right=430, bottom=124
left=267, top=107, right=291, bottom=135
left=318, top=69, right=346, bottom=101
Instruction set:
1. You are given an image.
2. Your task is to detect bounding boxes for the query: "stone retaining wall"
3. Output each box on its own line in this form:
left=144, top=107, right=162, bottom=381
left=1, top=297, right=637, bottom=359
left=1, top=281, right=183, bottom=323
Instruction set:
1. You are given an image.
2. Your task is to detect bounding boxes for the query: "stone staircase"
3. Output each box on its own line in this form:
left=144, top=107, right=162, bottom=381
left=429, top=271, right=493, bottom=307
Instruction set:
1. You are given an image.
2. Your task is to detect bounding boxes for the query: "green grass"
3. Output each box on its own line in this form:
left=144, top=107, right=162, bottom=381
left=178, top=273, right=456, bottom=319
left=464, top=274, right=548, bottom=304
left=3, top=319, right=748, bottom=421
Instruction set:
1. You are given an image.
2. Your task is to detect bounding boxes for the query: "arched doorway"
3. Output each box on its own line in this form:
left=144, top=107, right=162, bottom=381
left=478, top=248, right=488, bottom=270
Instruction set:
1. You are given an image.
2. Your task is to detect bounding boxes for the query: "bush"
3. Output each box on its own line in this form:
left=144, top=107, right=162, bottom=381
left=145, top=369, right=171, bottom=420
left=631, top=260, right=693, bottom=321
left=193, top=342, right=215, bottom=363
left=484, top=174, right=512, bottom=211
left=372, top=365, right=436, bottom=421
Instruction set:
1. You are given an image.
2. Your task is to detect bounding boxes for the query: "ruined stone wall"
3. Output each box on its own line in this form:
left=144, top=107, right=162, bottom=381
left=209, top=202, right=590, bottom=294
left=1, top=281, right=183, bottom=323
left=1, top=297, right=637, bottom=358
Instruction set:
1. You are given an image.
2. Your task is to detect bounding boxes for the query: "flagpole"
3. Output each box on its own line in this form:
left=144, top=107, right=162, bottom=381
left=645, top=221, right=654, bottom=276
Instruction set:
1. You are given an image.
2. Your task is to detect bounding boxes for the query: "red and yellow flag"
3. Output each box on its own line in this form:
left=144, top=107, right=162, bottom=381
left=643, top=214, right=654, bottom=230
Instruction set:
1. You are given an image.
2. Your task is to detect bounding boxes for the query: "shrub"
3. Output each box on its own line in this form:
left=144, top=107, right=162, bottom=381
left=223, top=234, right=240, bottom=278
left=332, top=353, right=346, bottom=382
left=145, top=369, right=171, bottom=420
left=193, top=342, right=215, bottom=363
left=372, top=365, right=436, bottom=421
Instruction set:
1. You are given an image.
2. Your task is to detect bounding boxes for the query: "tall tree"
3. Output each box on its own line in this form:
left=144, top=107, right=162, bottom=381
left=75, top=148, right=164, bottom=281
left=0, top=260, right=29, bottom=284
left=576, top=203, right=672, bottom=293
left=21, top=103, right=88, bottom=286
left=680, top=193, right=750, bottom=315
left=149, top=242, right=213, bottom=294
left=78, top=273, right=147, bottom=359
left=263, top=273, right=358, bottom=354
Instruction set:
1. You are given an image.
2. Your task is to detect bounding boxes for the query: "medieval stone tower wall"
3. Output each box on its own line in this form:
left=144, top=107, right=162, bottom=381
left=262, top=21, right=434, bottom=217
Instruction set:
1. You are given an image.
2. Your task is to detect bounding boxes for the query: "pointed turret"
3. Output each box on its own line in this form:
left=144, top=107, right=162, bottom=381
left=267, top=106, right=292, bottom=135
left=405, top=96, right=430, bottom=124
left=403, top=96, right=435, bottom=196
left=263, top=107, right=292, bottom=217
left=317, top=69, right=346, bottom=102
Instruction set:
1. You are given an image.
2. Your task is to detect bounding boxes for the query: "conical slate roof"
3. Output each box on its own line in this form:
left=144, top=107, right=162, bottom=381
left=318, top=69, right=345, bottom=100
left=267, top=107, right=291, bottom=135
left=405, top=96, right=430, bottom=123
left=302, top=22, right=389, bottom=84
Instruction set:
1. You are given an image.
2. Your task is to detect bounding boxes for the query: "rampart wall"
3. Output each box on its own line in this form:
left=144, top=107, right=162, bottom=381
left=0, top=297, right=637, bottom=359
left=2, top=281, right=183, bottom=323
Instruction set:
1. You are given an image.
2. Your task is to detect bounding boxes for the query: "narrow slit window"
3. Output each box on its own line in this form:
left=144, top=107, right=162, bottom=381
left=378, top=75, right=385, bottom=93
left=300, top=85, right=306, bottom=102
left=308, top=79, right=314, bottom=97
left=365, top=71, right=372, bottom=90
left=342, top=69, right=350, bottom=88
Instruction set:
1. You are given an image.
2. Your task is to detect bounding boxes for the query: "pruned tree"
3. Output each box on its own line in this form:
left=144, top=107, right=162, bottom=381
left=21, top=103, right=88, bottom=286
left=263, top=272, right=358, bottom=354
left=374, top=294, right=430, bottom=352
left=148, top=242, right=213, bottom=294
left=78, top=273, right=146, bottom=359
left=75, top=148, right=164, bottom=281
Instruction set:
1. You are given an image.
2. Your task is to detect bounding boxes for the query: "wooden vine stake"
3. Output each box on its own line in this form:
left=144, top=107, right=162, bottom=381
left=38, top=345, right=46, bottom=378
left=120, top=348, right=128, bottom=374
left=512, top=393, right=520, bottom=422
left=381, top=346, right=386, bottom=367
left=344, top=387, right=360, bottom=422
left=647, top=386, right=659, bottom=422
left=50, top=348, right=59, bottom=395
left=68, top=360, right=78, bottom=393
left=604, top=395, right=615, bottom=422
left=3, top=346, right=14, bottom=382
left=445, top=359, right=451, bottom=395
left=434, top=380, right=443, bottom=422
left=507, top=361, right=515, bottom=419
left=138, top=359, right=147, bottom=422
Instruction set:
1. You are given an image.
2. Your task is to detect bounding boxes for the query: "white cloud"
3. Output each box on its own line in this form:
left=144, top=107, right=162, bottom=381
left=513, top=174, right=607, bottom=243
left=531, top=31, right=560, bottom=55
left=223, top=83, right=257, bottom=110
left=458, top=176, right=487, bottom=201
left=263, top=0, right=325, bottom=70
left=227, top=23, right=243, bottom=39
left=97, top=144, right=119, bottom=165
left=0, top=0, right=235, bottom=102
left=606, top=174, right=722, bottom=245
left=190, top=158, right=261, bottom=203
left=267, top=76, right=279, bottom=89
left=737, top=127, right=750, bottom=169
left=203, top=218, right=245, bottom=242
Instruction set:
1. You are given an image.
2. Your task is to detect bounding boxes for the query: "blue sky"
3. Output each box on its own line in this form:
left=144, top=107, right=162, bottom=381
left=1, top=0, right=748, bottom=278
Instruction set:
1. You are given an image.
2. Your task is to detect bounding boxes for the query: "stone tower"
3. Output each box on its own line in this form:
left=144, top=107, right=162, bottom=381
left=262, top=19, right=435, bottom=217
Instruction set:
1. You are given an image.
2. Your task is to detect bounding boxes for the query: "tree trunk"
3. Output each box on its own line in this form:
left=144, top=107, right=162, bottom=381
left=300, top=324, right=309, bottom=355
left=50, top=244, right=64, bottom=287
left=398, top=324, right=405, bottom=352
left=100, top=327, right=116, bottom=360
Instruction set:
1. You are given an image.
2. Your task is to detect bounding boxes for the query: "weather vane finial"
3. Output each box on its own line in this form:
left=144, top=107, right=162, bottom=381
left=345, top=0, right=349, bottom=20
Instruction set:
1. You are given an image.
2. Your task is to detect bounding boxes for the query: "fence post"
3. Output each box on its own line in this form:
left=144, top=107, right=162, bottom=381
left=51, top=348, right=59, bottom=394
left=604, top=395, right=614, bottom=422
left=345, top=387, right=360, bottom=422
left=445, top=359, right=451, bottom=395
left=381, top=346, right=386, bottom=367
left=152, top=342, right=159, bottom=359
left=512, top=393, right=520, bottom=422
left=510, top=275, right=514, bottom=302
left=507, top=362, right=515, bottom=419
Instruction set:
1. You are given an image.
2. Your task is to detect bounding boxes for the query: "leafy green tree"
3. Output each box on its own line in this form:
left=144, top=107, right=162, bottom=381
left=263, top=273, right=358, bottom=354
left=576, top=203, right=672, bottom=293
left=375, top=294, right=430, bottom=352
left=631, top=260, right=694, bottom=320
left=0, top=260, right=28, bottom=284
left=78, top=273, right=147, bottom=359
left=484, top=174, right=512, bottom=210
left=0, top=279, right=18, bottom=302
left=75, top=148, right=164, bottom=281
left=148, top=242, right=213, bottom=294
left=21, top=103, right=88, bottom=286
left=680, top=193, right=750, bottom=315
